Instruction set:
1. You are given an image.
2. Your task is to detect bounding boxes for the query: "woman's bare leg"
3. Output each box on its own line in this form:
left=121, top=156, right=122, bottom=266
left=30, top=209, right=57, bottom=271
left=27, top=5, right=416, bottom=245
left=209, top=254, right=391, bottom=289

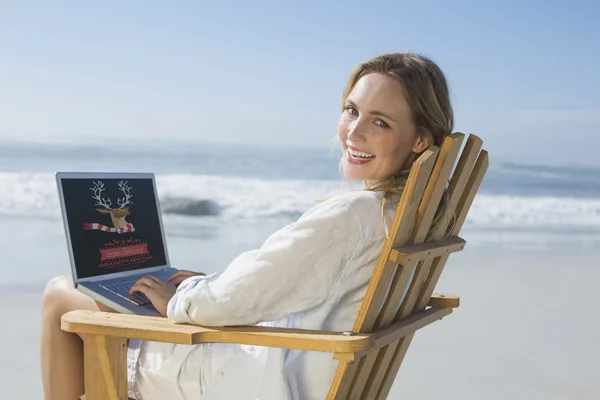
left=40, top=274, right=114, bottom=400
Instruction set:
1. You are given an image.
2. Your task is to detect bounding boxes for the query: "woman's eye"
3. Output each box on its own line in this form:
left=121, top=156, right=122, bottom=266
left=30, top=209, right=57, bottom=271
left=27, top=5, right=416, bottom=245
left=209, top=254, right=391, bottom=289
left=346, top=107, right=358, bottom=116
left=376, top=120, right=390, bottom=128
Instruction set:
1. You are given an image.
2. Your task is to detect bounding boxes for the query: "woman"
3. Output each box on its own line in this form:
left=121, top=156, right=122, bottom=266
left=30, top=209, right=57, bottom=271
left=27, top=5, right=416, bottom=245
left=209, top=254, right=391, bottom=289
left=40, top=51, right=454, bottom=400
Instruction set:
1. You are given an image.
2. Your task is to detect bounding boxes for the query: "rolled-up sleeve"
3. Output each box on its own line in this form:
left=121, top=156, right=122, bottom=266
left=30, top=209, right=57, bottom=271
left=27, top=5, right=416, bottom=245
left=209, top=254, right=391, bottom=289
left=166, top=196, right=363, bottom=326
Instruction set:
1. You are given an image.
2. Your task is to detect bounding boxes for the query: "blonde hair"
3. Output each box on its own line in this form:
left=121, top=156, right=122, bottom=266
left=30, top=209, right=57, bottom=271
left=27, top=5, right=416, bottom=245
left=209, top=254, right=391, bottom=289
left=338, top=52, right=455, bottom=240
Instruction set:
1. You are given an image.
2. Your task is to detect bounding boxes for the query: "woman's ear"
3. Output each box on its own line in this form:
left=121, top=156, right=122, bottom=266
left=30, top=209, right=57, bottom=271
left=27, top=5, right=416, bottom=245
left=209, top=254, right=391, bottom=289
left=412, top=134, right=432, bottom=154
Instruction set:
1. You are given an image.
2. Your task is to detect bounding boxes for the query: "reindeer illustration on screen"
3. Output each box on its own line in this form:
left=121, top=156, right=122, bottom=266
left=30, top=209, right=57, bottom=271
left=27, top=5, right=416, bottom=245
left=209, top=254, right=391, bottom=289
left=83, top=180, right=136, bottom=234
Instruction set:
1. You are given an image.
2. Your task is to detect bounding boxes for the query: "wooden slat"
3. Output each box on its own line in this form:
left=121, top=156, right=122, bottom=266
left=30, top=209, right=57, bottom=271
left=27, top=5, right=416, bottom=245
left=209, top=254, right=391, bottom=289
left=83, top=335, right=128, bottom=400
left=375, top=145, right=489, bottom=400
left=379, top=135, right=465, bottom=328
left=351, top=134, right=465, bottom=399
left=371, top=262, right=416, bottom=337
left=446, top=134, right=484, bottom=213
left=333, top=307, right=452, bottom=361
left=451, top=150, right=490, bottom=236
left=327, top=147, right=439, bottom=400
left=62, top=310, right=373, bottom=354
left=353, top=147, right=440, bottom=333
left=405, top=138, right=486, bottom=320
left=326, top=360, right=357, bottom=400
left=360, top=134, right=483, bottom=400
left=375, top=336, right=411, bottom=399
left=412, top=133, right=466, bottom=242
left=428, top=293, right=460, bottom=308
left=371, top=139, right=486, bottom=400
left=415, top=149, right=489, bottom=311
left=414, top=149, right=490, bottom=313
left=388, top=236, right=466, bottom=264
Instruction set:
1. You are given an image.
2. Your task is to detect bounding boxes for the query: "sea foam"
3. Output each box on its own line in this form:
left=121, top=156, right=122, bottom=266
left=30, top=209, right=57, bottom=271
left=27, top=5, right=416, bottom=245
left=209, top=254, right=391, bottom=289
left=1, top=171, right=600, bottom=233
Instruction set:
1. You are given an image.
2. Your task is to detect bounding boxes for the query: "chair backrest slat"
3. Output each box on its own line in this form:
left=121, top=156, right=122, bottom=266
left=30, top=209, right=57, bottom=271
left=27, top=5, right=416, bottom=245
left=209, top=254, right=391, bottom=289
left=375, top=141, right=489, bottom=400
left=351, top=134, right=466, bottom=399
left=326, top=147, right=439, bottom=400
left=451, top=149, right=489, bottom=236
left=327, top=133, right=488, bottom=400
left=350, top=147, right=439, bottom=334
left=395, top=135, right=484, bottom=317
left=372, top=133, right=465, bottom=330
left=446, top=134, right=484, bottom=215
left=412, top=133, right=466, bottom=242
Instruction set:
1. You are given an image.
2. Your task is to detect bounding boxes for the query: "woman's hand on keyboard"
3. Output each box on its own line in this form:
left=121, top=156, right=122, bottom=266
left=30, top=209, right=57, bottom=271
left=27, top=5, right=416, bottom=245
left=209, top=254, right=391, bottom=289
left=166, top=270, right=206, bottom=286
left=129, top=275, right=177, bottom=317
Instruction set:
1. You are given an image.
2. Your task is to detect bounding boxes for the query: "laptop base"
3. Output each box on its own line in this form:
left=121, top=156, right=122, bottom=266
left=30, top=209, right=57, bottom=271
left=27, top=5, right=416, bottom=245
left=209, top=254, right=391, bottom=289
left=77, top=267, right=179, bottom=317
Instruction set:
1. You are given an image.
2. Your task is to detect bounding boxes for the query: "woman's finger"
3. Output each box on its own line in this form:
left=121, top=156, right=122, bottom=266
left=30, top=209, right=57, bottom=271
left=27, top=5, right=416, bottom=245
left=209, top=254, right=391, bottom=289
left=166, top=270, right=194, bottom=280
left=129, top=280, right=153, bottom=296
left=145, top=275, right=165, bottom=285
left=136, top=276, right=158, bottom=287
left=165, top=272, right=180, bottom=283
left=169, top=273, right=203, bottom=286
left=166, top=270, right=201, bottom=284
left=167, top=275, right=188, bottom=285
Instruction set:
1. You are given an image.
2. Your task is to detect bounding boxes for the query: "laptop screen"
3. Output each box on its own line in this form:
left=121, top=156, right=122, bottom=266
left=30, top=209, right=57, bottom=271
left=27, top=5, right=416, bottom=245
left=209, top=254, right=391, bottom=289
left=59, top=175, right=168, bottom=280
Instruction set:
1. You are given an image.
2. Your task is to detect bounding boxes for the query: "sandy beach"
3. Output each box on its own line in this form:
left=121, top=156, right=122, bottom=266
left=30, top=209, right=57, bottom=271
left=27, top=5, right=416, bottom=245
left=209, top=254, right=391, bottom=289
left=1, top=230, right=598, bottom=399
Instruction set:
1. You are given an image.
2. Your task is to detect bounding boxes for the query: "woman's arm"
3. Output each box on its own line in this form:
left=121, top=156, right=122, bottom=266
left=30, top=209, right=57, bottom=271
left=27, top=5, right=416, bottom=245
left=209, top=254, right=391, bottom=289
left=167, top=195, right=364, bottom=327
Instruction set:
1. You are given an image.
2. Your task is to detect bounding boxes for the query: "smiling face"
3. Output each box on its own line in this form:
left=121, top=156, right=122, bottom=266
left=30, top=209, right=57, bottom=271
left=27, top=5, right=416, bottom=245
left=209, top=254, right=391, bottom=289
left=337, top=73, right=430, bottom=182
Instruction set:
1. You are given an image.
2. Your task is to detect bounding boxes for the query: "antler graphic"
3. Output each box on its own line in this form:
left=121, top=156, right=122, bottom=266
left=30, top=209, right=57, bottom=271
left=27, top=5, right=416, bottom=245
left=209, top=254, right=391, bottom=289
left=117, top=180, right=134, bottom=209
left=90, top=181, right=112, bottom=209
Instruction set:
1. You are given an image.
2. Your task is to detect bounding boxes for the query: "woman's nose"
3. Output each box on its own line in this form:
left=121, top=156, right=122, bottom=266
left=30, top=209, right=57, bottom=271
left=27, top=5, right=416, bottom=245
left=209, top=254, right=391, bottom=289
left=347, top=120, right=367, bottom=143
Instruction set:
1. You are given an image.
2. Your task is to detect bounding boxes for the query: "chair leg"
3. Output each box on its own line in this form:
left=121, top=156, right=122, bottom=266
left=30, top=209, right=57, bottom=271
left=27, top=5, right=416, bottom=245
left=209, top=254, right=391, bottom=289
left=82, top=334, right=128, bottom=400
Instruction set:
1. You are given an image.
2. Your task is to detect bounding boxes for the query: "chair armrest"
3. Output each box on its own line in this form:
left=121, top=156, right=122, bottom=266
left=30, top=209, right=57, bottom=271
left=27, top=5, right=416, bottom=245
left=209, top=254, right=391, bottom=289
left=61, top=311, right=373, bottom=354
left=389, top=236, right=466, bottom=264
left=62, top=292, right=457, bottom=358
left=429, top=293, right=459, bottom=308
left=333, top=307, right=453, bottom=361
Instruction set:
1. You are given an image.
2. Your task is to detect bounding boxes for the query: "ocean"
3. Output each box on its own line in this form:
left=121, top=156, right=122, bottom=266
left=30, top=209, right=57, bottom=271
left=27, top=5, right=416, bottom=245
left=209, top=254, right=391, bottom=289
left=3, top=140, right=600, bottom=227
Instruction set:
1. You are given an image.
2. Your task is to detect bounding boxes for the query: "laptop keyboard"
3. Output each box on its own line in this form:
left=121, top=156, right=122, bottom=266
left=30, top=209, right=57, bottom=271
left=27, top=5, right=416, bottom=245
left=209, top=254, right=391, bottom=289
left=100, top=280, right=151, bottom=305
left=100, top=271, right=173, bottom=306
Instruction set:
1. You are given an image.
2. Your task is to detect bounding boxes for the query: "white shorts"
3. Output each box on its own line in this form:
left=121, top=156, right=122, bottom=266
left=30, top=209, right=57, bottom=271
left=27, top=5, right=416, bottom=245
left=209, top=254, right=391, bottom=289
left=127, top=339, right=236, bottom=400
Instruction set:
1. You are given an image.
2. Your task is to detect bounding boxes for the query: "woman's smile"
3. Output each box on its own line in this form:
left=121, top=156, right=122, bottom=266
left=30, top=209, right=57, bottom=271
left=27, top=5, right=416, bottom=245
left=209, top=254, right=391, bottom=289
left=346, top=145, right=376, bottom=165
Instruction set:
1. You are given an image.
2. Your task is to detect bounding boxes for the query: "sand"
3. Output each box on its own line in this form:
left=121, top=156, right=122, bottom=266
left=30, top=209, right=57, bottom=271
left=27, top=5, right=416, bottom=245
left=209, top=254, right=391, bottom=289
left=0, top=286, right=45, bottom=399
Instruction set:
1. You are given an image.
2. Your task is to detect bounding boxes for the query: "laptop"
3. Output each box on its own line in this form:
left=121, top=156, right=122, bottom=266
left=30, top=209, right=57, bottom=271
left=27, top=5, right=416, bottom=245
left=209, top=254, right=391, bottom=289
left=56, top=172, right=179, bottom=316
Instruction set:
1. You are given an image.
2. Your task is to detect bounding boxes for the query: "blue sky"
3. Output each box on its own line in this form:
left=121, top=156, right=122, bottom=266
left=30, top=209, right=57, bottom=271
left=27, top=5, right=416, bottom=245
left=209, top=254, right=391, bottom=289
left=1, top=1, right=598, bottom=165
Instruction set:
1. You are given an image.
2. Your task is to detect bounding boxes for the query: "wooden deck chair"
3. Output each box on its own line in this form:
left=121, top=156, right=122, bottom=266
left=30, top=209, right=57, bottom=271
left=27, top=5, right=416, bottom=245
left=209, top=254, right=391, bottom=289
left=63, top=133, right=489, bottom=400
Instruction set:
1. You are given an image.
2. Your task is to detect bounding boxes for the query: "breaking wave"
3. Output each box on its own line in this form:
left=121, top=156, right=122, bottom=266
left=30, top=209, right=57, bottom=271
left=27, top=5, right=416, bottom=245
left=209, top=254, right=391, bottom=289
left=2, top=171, right=600, bottom=234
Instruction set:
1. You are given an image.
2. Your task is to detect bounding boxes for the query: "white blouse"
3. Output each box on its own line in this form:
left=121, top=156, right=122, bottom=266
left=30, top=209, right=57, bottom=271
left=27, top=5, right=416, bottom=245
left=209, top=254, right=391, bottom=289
left=127, top=190, right=394, bottom=400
